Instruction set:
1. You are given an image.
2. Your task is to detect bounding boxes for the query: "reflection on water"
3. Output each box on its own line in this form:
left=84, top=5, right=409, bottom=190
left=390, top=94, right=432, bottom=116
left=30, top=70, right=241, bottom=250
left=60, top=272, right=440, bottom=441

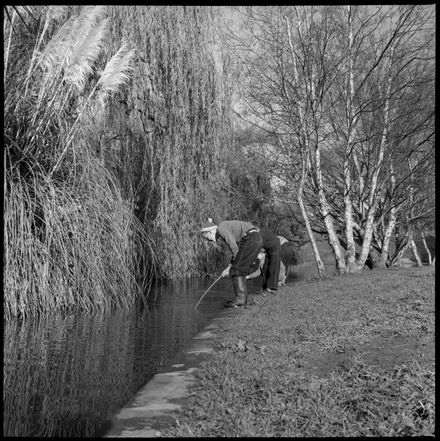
left=3, top=277, right=233, bottom=437
left=3, top=268, right=314, bottom=437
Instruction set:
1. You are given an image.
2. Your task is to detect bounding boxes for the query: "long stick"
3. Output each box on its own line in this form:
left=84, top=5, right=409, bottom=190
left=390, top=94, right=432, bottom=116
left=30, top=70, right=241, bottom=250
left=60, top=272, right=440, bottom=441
left=195, top=274, right=223, bottom=311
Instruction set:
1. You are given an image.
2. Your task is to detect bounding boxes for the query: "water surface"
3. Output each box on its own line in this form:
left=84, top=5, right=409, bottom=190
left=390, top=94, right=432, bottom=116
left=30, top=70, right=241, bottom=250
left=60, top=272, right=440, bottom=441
left=3, top=277, right=233, bottom=437
left=3, top=266, right=319, bottom=437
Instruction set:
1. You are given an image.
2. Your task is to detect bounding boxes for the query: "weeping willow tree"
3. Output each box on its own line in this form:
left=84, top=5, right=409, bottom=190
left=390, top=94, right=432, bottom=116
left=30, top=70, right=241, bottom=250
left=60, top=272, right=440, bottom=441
left=101, top=6, right=236, bottom=278
left=4, top=5, right=242, bottom=317
left=4, top=6, right=156, bottom=319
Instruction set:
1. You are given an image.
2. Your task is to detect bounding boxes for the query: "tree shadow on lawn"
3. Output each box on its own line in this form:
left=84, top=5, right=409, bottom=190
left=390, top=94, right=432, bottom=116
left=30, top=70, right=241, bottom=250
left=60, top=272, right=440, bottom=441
left=286, top=266, right=435, bottom=379
left=306, top=333, right=435, bottom=379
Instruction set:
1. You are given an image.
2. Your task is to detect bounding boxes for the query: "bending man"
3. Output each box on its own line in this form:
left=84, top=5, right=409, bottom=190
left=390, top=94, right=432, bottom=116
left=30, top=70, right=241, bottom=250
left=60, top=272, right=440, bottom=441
left=201, top=218, right=280, bottom=308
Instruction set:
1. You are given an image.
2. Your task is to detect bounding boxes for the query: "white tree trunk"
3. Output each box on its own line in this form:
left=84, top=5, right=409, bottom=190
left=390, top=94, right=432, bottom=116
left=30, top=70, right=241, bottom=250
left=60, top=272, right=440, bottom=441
left=314, top=143, right=347, bottom=274
left=298, top=148, right=326, bottom=278
left=409, top=238, right=423, bottom=267
left=284, top=13, right=327, bottom=277
left=378, top=157, right=397, bottom=267
left=378, top=212, right=396, bottom=268
left=420, top=231, right=432, bottom=265
left=357, top=47, right=394, bottom=268
left=343, top=6, right=359, bottom=272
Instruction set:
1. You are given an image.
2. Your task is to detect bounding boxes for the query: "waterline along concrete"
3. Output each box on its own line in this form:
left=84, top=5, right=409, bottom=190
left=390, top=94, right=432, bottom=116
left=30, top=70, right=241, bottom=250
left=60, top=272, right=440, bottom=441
left=103, top=310, right=233, bottom=437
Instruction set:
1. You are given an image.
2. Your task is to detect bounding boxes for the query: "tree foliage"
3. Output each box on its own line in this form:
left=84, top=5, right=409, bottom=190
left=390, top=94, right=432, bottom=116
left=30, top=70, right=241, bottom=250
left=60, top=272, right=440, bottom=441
left=100, top=6, right=239, bottom=278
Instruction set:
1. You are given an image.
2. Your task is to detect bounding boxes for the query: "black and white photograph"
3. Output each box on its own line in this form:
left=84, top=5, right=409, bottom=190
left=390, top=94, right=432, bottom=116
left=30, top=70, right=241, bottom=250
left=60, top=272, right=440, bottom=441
left=4, top=5, right=435, bottom=437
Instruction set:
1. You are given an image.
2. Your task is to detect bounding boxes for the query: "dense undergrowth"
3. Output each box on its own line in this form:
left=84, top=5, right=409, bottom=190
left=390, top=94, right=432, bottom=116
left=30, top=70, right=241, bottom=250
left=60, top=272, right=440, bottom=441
left=164, top=266, right=435, bottom=437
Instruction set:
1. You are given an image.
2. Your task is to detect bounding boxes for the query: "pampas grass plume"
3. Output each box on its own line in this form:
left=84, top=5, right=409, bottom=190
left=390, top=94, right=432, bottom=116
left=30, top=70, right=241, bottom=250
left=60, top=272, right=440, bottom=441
left=97, top=44, right=135, bottom=96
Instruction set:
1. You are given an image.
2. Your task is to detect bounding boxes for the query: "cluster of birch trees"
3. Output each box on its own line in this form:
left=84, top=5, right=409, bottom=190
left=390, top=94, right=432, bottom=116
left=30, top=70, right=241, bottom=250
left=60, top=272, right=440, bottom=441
left=231, top=5, right=435, bottom=274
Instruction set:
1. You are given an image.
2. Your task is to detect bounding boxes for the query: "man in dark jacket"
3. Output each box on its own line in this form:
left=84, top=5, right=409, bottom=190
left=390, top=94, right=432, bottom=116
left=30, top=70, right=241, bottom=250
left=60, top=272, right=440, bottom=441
left=201, top=218, right=280, bottom=308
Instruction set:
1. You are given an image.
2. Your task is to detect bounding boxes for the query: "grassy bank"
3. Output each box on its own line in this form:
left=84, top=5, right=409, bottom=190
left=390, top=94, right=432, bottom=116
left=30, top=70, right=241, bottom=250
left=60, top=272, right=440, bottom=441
left=165, top=266, right=435, bottom=437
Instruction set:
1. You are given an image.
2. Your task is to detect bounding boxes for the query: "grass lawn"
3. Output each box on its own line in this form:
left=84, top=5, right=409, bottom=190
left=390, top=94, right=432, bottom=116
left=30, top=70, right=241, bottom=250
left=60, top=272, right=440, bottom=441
left=165, top=266, right=435, bottom=437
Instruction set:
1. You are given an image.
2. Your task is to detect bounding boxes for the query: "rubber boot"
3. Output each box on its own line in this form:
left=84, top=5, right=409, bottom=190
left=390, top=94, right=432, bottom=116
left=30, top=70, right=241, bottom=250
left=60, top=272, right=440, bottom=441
left=224, top=276, right=247, bottom=308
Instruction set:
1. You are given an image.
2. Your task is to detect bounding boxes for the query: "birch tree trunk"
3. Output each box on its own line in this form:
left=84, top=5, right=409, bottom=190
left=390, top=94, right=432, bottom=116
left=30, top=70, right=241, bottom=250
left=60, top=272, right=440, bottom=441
left=377, top=156, right=397, bottom=268
left=409, top=237, right=423, bottom=267
left=357, top=46, right=394, bottom=268
left=405, top=155, right=423, bottom=267
left=298, top=147, right=326, bottom=277
left=343, top=5, right=358, bottom=272
left=420, top=231, right=433, bottom=265
left=314, top=141, right=348, bottom=274
left=287, top=10, right=346, bottom=274
left=284, top=13, right=327, bottom=277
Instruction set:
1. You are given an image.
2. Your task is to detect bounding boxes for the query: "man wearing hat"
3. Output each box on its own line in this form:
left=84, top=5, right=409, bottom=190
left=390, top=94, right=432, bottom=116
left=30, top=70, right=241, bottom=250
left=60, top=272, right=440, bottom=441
left=201, top=218, right=280, bottom=308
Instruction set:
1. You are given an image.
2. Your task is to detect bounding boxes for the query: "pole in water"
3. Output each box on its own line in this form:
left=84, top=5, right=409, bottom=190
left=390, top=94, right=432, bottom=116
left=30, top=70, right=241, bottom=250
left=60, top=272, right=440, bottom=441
left=195, top=274, right=223, bottom=311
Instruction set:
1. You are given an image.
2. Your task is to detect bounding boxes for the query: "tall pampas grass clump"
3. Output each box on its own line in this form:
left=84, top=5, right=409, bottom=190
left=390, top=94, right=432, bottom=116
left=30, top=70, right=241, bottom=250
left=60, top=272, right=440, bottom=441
left=4, top=6, right=155, bottom=319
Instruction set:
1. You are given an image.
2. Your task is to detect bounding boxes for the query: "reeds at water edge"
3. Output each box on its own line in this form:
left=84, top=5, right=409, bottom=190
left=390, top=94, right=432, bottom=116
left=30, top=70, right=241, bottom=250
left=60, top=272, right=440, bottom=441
left=4, top=6, right=155, bottom=318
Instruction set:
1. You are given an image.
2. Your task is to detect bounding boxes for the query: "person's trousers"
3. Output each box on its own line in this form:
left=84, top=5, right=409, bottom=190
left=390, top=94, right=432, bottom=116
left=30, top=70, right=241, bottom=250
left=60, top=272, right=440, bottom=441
left=262, top=259, right=285, bottom=287
left=230, top=231, right=263, bottom=278
left=260, top=228, right=281, bottom=290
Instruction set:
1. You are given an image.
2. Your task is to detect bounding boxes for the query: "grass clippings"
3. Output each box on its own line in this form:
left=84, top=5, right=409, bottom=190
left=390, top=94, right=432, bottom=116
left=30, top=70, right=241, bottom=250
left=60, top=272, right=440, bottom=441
left=164, top=266, right=435, bottom=437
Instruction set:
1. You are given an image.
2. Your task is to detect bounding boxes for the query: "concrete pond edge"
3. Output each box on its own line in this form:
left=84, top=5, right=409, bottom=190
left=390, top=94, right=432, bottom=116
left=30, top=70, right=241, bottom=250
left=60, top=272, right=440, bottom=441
left=103, top=310, right=232, bottom=438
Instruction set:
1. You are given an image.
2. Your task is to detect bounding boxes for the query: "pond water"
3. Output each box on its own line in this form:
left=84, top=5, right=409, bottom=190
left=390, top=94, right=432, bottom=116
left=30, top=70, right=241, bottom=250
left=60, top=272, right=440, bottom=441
left=3, top=264, right=322, bottom=437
